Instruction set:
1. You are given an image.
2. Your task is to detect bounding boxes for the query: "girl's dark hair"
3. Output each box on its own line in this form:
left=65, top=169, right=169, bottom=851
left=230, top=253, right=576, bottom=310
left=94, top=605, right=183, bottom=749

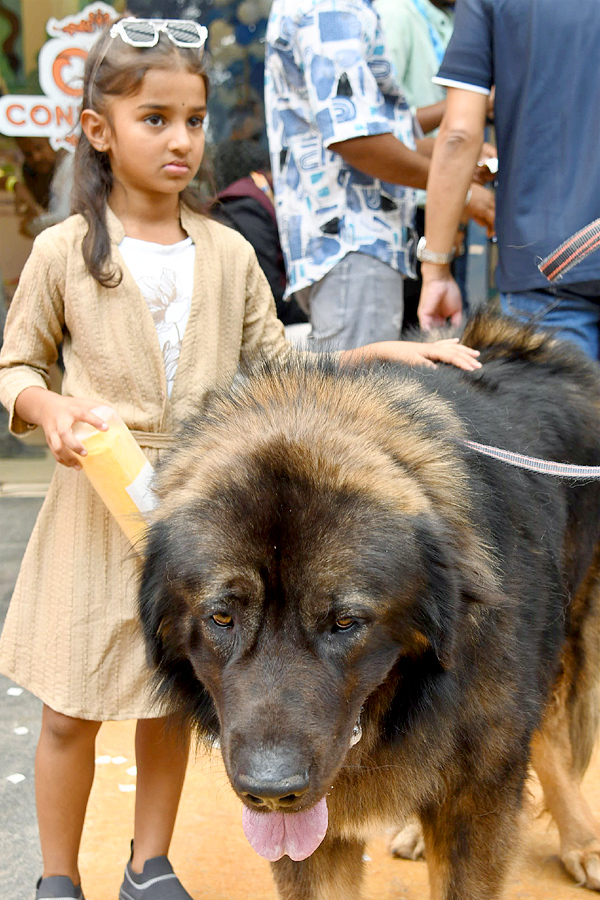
left=73, top=20, right=211, bottom=287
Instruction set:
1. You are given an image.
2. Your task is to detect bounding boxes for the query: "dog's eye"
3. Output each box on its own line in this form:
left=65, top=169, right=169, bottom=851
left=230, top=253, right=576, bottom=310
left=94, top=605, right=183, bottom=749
left=212, top=613, right=234, bottom=627
left=334, top=616, right=356, bottom=631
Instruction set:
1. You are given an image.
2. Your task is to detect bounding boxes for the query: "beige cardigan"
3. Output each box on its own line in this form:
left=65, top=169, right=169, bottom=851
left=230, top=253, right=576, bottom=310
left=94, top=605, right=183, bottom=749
left=0, top=207, right=291, bottom=719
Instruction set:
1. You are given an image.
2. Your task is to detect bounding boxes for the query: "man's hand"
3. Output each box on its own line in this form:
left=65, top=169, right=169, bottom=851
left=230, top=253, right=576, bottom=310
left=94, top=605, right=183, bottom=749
left=465, top=183, right=495, bottom=236
left=473, top=144, right=498, bottom=185
left=418, top=268, right=463, bottom=331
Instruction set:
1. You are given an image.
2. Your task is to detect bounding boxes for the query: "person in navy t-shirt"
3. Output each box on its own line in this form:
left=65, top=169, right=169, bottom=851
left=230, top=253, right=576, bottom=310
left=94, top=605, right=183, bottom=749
left=418, top=0, right=600, bottom=360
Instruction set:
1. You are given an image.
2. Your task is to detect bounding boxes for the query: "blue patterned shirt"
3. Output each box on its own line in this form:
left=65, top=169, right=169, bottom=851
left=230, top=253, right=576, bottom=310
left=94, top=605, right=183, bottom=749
left=265, top=0, right=417, bottom=297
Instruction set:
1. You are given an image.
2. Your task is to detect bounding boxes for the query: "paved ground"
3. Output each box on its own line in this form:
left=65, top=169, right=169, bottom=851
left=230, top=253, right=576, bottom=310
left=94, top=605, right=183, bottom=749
left=2, top=494, right=600, bottom=900
left=0, top=499, right=43, bottom=898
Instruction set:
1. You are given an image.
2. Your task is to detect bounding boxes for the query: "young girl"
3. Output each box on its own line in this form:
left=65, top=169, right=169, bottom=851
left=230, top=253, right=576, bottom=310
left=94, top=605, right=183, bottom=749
left=0, top=17, right=480, bottom=900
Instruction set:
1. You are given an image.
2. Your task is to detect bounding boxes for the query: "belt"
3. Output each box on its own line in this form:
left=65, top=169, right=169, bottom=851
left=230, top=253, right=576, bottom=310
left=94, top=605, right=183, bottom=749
left=131, top=430, right=174, bottom=449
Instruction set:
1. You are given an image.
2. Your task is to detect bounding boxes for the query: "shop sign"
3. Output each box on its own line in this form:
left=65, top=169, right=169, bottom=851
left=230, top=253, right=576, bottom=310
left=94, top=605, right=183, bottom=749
left=0, top=3, right=118, bottom=152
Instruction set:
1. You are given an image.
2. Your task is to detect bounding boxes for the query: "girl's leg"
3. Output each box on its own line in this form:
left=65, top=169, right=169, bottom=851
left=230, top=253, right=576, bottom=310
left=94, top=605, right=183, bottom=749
left=36, top=704, right=102, bottom=884
left=130, top=717, right=190, bottom=872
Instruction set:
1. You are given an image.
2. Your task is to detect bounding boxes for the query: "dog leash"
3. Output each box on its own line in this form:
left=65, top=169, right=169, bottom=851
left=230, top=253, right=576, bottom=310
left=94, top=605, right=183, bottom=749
left=461, top=439, right=600, bottom=480
left=538, top=218, right=600, bottom=282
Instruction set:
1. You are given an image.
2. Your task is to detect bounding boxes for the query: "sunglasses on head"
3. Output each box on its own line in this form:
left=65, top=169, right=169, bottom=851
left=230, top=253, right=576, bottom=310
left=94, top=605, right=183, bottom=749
left=109, top=17, right=208, bottom=50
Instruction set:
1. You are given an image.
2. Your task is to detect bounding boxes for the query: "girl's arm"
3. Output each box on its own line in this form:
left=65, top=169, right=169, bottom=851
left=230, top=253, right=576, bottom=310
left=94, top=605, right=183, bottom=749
left=238, top=234, right=480, bottom=372
left=0, top=236, right=66, bottom=433
left=14, top=387, right=109, bottom=468
left=0, top=234, right=109, bottom=468
left=340, top=339, right=481, bottom=371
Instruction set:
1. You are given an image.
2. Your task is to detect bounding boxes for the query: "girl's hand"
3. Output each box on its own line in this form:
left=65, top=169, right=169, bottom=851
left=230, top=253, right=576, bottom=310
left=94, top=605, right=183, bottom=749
left=342, top=339, right=481, bottom=371
left=401, top=338, right=482, bottom=371
left=15, top=388, right=109, bottom=468
left=39, top=393, right=109, bottom=467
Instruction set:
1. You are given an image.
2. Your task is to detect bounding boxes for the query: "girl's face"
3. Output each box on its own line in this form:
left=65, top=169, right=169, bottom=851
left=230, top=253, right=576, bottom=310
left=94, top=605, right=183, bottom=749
left=99, top=68, right=207, bottom=200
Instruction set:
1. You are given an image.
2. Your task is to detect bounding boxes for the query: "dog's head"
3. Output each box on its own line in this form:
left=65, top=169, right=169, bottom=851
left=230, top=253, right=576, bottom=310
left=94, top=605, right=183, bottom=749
left=139, top=363, right=497, bottom=860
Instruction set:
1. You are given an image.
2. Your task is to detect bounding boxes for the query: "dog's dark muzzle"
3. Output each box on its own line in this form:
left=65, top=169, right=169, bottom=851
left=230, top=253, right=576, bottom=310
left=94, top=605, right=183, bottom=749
left=231, top=746, right=311, bottom=811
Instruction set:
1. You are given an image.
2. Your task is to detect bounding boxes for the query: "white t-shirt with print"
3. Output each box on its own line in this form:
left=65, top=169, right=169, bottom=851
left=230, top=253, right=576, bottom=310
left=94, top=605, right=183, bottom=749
left=119, top=235, right=195, bottom=397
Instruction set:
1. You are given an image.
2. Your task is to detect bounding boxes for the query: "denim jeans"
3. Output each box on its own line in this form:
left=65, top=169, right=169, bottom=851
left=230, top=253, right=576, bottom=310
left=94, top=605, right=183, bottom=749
left=295, top=252, right=404, bottom=351
left=501, top=282, right=600, bottom=360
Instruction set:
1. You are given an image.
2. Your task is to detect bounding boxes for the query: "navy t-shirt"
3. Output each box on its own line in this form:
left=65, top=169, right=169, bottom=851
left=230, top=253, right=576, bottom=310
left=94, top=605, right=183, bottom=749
left=436, top=0, right=600, bottom=292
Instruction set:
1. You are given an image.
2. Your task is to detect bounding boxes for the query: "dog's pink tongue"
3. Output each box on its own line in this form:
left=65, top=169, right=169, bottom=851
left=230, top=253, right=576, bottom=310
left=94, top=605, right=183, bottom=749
left=242, top=798, right=328, bottom=862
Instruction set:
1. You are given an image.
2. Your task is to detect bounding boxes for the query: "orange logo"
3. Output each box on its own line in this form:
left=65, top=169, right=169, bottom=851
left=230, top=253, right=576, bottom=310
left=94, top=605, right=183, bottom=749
left=52, top=47, right=88, bottom=97
left=60, top=11, right=112, bottom=36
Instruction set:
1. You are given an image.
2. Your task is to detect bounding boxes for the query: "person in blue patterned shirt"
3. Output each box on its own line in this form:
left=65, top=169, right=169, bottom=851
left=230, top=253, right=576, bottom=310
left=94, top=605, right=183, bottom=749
left=265, top=0, right=494, bottom=350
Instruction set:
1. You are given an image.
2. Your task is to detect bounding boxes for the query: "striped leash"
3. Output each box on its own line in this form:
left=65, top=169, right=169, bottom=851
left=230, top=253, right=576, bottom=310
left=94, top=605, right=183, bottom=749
left=461, top=439, right=600, bottom=480
left=538, top=218, right=600, bottom=282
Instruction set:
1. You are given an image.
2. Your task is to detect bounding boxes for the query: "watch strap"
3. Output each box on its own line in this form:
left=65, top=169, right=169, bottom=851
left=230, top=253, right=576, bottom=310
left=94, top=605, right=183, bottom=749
left=416, top=236, right=455, bottom=265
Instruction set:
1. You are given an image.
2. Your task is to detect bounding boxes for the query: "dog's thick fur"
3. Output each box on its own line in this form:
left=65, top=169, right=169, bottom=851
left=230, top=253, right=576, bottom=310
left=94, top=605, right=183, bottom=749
left=140, top=313, right=600, bottom=900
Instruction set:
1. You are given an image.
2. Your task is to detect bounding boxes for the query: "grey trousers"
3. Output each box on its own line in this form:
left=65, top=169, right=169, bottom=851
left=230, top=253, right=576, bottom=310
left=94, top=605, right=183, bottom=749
left=294, top=252, right=404, bottom=351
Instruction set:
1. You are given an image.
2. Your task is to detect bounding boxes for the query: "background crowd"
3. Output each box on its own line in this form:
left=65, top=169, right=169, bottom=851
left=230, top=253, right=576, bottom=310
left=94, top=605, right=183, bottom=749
left=4, top=0, right=598, bottom=368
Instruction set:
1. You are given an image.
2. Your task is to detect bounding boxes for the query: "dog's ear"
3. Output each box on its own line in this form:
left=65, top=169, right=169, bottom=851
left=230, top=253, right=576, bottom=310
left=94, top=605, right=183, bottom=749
left=139, top=519, right=220, bottom=737
left=411, top=517, right=464, bottom=670
left=140, top=515, right=211, bottom=663
left=139, top=520, right=176, bottom=668
left=411, top=513, right=501, bottom=668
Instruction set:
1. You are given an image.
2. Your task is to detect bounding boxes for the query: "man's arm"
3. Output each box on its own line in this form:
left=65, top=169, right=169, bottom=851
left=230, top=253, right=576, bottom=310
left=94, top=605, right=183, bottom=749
left=418, top=87, right=490, bottom=330
left=415, top=100, right=447, bottom=135
left=415, top=137, right=436, bottom=159
left=330, top=133, right=430, bottom=189
left=330, top=130, right=494, bottom=231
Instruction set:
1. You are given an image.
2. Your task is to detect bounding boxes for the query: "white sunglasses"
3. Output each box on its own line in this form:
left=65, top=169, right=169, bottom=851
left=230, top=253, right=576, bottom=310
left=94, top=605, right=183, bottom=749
left=109, top=18, right=208, bottom=50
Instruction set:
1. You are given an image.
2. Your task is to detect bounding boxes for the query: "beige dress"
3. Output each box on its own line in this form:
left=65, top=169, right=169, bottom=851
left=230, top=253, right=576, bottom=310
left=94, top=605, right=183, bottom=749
left=0, top=206, right=290, bottom=720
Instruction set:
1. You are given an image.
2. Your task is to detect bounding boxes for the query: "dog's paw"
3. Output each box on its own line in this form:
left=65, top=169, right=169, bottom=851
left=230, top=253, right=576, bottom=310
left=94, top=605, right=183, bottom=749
left=563, top=847, right=600, bottom=891
left=388, top=822, right=426, bottom=861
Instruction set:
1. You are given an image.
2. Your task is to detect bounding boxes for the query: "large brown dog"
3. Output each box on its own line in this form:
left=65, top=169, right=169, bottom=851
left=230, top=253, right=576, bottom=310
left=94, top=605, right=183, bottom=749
left=140, top=314, right=600, bottom=900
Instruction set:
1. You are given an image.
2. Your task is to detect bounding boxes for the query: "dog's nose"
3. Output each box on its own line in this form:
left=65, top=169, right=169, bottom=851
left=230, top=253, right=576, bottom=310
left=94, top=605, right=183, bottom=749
left=231, top=745, right=312, bottom=809
left=236, top=770, right=310, bottom=808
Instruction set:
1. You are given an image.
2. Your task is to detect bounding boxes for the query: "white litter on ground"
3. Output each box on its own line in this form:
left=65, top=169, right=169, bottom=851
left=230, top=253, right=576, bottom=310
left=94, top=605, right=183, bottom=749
left=111, top=756, right=127, bottom=765
left=7, top=687, right=23, bottom=696
left=126, top=766, right=137, bottom=776
left=95, top=755, right=111, bottom=765
left=6, top=773, right=26, bottom=784
left=13, top=726, right=29, bottom=735
left=118, top=783, right=136, bottom=792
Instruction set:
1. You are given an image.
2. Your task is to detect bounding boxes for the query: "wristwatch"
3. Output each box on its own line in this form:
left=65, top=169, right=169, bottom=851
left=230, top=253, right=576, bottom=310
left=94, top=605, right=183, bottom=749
left=416, top=237, right=455, bottom=265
